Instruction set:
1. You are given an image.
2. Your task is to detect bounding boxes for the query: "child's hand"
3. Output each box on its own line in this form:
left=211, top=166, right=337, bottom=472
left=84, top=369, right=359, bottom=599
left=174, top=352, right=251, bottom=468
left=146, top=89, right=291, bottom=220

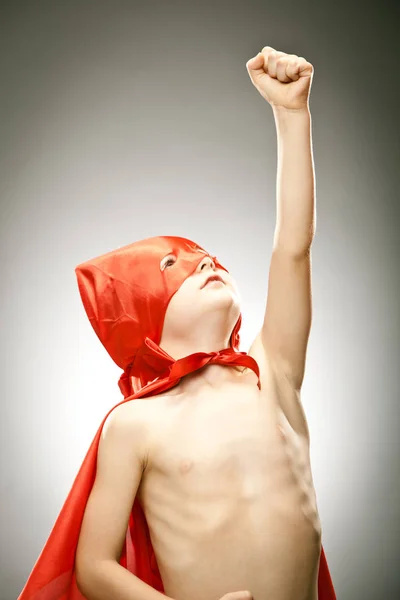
left=246, top=46, right=313, bottom=111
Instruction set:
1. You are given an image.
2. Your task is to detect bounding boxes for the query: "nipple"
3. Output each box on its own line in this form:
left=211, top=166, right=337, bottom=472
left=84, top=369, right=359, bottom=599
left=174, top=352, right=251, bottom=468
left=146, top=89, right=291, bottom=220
left=278, top=424, right=286, bottom=439
left=179, top=459, right=194, bottom=474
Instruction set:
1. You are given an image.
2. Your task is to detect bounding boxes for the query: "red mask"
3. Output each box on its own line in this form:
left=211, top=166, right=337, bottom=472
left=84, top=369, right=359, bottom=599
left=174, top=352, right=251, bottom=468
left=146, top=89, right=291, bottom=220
left=75, top=235, right=242, bottom=395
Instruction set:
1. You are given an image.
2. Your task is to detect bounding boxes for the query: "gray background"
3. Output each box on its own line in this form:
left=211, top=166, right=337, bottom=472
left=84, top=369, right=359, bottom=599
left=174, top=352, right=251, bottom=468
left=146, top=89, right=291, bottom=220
left=1, top=1, right=399, bottom=599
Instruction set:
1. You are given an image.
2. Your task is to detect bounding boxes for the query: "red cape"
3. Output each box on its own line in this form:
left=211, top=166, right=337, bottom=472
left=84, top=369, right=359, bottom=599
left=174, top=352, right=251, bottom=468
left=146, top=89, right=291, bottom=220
left=18, top=236, right=336, bottom=599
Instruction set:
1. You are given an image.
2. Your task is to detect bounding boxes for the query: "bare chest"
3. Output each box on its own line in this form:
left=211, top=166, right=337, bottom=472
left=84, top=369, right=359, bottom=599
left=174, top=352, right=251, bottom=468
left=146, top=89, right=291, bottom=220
left=137, top=382, right=321, bottom=600
left=142, top=383, right=313, bottom=503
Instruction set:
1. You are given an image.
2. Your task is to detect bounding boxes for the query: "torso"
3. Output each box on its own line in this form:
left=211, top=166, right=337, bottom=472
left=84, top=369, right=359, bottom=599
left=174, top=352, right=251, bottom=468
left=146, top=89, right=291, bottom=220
left=133, top=364, right=321, bottom=600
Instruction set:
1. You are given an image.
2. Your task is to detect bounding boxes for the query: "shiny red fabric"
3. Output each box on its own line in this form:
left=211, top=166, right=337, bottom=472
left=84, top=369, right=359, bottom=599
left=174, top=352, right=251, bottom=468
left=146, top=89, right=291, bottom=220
left=18, top=236, right=336, bottom=599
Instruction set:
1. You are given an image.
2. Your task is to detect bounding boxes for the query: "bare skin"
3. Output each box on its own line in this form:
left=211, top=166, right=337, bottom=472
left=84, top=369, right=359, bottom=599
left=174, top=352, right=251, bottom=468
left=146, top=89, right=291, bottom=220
left=133, top=361, right=320, bottom=600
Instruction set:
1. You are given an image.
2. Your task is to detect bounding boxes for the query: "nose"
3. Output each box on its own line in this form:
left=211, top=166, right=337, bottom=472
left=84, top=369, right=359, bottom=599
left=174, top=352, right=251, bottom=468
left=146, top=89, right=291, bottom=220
left=197, top=255, right=216, bottom=272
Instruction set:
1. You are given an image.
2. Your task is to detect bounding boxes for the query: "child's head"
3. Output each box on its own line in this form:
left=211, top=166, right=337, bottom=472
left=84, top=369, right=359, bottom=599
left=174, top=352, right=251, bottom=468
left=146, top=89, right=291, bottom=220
left=75, top=235, right=242, bottom=392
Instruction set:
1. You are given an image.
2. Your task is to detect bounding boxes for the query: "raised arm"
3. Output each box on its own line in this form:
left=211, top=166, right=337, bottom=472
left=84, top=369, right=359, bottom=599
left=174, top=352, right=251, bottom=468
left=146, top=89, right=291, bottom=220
left=75, top=402, right=171, bottom=600
left=264, top=104, right=314, bottom=391
left=246, top=47, right=315, bottom=394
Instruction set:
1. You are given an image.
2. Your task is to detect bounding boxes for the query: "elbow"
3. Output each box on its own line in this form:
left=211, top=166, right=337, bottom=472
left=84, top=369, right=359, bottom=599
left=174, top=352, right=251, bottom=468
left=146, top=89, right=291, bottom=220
left=75, top=556, right=118, bottom=600
left=75, top=555, right=101, bottom=599
left=75, top=560, right=91, bottom=598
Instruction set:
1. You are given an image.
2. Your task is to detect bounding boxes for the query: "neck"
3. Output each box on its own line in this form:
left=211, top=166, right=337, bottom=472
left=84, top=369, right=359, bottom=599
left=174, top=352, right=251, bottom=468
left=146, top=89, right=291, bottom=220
left=158, top=334, right=243, bottom=394
left=174, top=362, right=247, bottom=395
left=159, top=334, right=232, bottom=362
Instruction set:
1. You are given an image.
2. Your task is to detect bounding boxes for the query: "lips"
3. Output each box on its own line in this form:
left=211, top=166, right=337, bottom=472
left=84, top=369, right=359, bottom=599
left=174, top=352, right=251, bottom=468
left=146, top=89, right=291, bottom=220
left=202, top=274, right=225, bottom=288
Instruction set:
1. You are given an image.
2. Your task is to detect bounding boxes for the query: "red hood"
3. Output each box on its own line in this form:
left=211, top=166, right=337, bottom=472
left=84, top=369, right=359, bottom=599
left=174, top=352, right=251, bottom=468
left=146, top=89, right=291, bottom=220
left=75, top=235, right=242, bottom=395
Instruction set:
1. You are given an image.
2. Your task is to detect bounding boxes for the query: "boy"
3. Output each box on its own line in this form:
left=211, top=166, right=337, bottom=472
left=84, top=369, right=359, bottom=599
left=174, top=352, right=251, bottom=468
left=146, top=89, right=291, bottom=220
left=18, top=47, right=336, bottom=600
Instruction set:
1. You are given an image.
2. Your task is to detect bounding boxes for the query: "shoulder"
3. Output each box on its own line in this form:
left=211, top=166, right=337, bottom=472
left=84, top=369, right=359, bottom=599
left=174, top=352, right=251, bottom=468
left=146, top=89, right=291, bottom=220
left=101, top=393, right=171, bottom=444
left=100, top=399, right=153, bottom=460
left=103, top=398, right=147, bottom=429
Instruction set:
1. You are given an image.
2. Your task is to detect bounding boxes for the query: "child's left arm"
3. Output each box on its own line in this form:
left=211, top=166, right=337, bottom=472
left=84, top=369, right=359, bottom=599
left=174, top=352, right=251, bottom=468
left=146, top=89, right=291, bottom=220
left=246, top=47, right=315, bottom=394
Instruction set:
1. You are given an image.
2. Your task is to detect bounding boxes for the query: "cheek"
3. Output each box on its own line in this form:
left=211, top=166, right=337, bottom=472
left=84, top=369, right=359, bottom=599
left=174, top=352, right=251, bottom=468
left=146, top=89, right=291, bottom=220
left=167, top=282, right=196, bottom=312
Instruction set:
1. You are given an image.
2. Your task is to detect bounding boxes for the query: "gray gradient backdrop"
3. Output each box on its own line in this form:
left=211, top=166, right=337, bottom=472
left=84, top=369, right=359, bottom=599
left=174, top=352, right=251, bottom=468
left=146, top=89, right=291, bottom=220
left=1, top=1, right=399, bottom=599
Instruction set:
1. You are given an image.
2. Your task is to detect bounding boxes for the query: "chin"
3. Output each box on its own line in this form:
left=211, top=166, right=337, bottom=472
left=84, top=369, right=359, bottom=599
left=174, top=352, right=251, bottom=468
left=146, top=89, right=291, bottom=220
left=209, top=287, right=240, bottom=309
left=204, top=294, right=237, bottom=315
left=208, top=293, right=241, bottom=323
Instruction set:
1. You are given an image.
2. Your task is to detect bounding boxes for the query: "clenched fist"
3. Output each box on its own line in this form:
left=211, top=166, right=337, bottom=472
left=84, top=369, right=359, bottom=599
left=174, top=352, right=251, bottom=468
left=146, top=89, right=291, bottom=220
left=246, top=46, right=313, bottom=111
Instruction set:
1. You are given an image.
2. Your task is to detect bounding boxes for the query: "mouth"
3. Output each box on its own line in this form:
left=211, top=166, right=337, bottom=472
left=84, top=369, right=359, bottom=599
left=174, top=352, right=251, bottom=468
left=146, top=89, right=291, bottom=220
left=202, top=274, right=225, bottom=288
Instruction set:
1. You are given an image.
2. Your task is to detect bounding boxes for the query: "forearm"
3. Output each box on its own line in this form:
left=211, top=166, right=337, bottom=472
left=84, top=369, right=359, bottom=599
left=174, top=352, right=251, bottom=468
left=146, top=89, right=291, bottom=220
left=272, top=106, right=315, bottom=255
left=77, top=559, right=174, bottom=600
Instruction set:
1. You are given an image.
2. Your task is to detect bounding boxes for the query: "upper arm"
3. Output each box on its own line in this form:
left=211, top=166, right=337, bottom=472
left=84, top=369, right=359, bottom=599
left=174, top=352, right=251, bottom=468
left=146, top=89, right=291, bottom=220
left=75, top=403, right=146, bottom=580
left=248, top=331, right=310, bottom=440
left=260, top=246, right=312, bottom=390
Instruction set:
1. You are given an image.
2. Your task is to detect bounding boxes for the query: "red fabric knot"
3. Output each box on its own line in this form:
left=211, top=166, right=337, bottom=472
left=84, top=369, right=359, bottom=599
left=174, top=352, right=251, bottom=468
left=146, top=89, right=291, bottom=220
left=119, top=344, right=262, bottom=397
left=168, top=347, right=261, bottom=388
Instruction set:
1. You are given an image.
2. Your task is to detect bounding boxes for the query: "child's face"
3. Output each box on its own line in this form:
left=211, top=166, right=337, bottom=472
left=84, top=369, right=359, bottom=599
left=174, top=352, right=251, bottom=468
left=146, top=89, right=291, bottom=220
left=160, top=252, right=241, bottom=342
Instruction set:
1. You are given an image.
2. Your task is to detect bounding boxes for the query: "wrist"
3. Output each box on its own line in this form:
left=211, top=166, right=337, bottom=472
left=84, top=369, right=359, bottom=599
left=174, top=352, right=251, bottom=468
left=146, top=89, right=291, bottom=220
left=272, top=105, right=311, bottom=135
left=272, top=104, right=311, bottom=117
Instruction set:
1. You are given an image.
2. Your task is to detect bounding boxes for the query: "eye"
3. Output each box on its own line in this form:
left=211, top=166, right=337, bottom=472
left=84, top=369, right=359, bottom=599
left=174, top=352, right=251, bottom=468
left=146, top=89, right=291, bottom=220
left=160, top=254, right=176, bottom=271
